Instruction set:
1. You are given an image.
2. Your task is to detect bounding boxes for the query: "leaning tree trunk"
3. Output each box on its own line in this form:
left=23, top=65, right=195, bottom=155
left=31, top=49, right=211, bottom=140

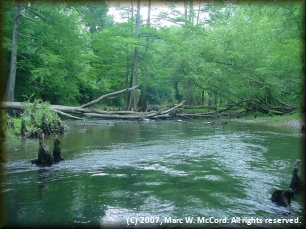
left=128, top=0, right=141, bottom=111
left=5, top=3, right=20, bottom=102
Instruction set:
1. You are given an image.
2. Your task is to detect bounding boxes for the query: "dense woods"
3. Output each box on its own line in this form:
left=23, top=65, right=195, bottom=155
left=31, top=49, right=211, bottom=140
left=1, top=0, right=304, bottom=116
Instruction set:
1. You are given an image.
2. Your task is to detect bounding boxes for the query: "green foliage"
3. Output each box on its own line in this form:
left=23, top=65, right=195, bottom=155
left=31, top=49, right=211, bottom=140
left=4, top=99, right=66, bottom=140
left=3, top=1, right=303, bottom=110
left=2, top=111, right=21, bottom=136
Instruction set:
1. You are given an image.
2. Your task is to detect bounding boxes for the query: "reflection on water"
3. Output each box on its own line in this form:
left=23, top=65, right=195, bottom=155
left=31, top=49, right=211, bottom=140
left=2, top=119, right=304, bottom=228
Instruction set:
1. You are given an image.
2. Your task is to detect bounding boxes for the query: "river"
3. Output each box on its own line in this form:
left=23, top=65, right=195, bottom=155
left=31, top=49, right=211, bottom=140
left=1, top=119, right=304, bottom=228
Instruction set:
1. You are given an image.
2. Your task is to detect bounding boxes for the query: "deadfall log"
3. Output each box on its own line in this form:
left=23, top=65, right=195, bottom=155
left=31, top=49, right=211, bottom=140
left=0, top=102, right=87, bottom=113
left=145, top=101, right=186, bottom=118
left=1, top=98, right=186, bottom=120
left=53, top=109, right=83, bottom=120
left=182, top=105, right=217, bottom=110
left=176, top=113, right=214, bottom=118
left=0, top=85, right=139, bottom=111
left=84, top=113, right=144, bottom=119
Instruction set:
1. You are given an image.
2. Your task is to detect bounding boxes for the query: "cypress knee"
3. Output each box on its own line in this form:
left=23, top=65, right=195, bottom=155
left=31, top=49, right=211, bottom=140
left=53, top=134, right=64, bottom=163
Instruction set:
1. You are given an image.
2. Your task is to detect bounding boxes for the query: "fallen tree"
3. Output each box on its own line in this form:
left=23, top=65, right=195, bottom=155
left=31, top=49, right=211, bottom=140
left=1, top=86, right=186, bottom=120
left=1, top=85, right=296, bottom=122
left=176, top=99, right=296, bottom=119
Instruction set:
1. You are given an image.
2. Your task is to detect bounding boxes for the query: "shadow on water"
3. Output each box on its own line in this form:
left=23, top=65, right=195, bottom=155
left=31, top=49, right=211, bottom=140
left=2, top=119, right=305, bottom=228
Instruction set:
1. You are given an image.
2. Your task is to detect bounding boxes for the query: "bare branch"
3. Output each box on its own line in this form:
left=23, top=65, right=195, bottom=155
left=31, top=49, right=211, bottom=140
left=53, top=109, right=83, bottom=120
left=79, top=85, right=140, bottom=108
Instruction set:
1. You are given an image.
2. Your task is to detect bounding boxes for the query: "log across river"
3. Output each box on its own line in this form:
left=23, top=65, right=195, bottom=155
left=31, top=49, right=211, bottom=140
left=2, top=119, right=304, bottom=228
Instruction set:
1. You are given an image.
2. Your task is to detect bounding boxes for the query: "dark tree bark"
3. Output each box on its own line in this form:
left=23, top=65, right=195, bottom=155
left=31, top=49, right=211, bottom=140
left=208, top=91, right=212, bottom=106
left=201, top=90, right=204, bottom=105
left=5, top=3, right=20, bottom=102
left=53, top=134, right=64, bottom=163
left=41, top=113, right=51, bottom=135
left=21, top=118, right=27, bottom=137
left=31, top=133, right=65, bottom=166
left=32, top=132, right=53, bottom=166
left=31, top=114, right=37, bottom=127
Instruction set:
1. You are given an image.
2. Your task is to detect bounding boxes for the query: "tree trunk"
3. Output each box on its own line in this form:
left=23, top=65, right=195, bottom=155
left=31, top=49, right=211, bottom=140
left=128, top=0, right=141, bottom=111
left=201, top=89, right=204, bottom=105
left=124, top=55, right=130, bottom=110
left=124, top=4, right=135, bottom=110
left=196, top=1, right=201, bottom=25
left=189, top=1, right=194, bottom=24
left=184, top=2, right=188, bottom=20
left=214, top=91, right=217, bottom=106
left=208, top=91, right=212, bottom=106
left=5, top=3, right=20, bottom=102
left=138, top=0, right=151, bottom=112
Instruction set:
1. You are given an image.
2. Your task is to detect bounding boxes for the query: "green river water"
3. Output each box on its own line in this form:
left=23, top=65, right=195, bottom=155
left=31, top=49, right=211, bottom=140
left=1, top=119, right=305, bottom=228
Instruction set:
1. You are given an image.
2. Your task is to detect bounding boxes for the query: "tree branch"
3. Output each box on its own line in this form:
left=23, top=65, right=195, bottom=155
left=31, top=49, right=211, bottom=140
left=20, top=12, right=40, bottom=22
left=79, top=85, right=140, bottom=108
left=53, top=109, right=83, bottom=120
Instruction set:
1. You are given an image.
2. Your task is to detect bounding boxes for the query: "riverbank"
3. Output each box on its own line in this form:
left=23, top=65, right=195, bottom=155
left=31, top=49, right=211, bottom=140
left=279, top=118, right=304, bottom=130
left=231, top=112, right=304, bottom=131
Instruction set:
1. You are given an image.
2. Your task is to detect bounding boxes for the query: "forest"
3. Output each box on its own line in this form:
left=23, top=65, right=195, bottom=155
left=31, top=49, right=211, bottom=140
left=1, top=0, right=304, bottom=117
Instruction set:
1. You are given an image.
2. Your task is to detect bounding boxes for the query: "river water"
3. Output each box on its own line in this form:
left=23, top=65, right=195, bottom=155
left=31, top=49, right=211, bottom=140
left=1, top=119, right=305, bottom=228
